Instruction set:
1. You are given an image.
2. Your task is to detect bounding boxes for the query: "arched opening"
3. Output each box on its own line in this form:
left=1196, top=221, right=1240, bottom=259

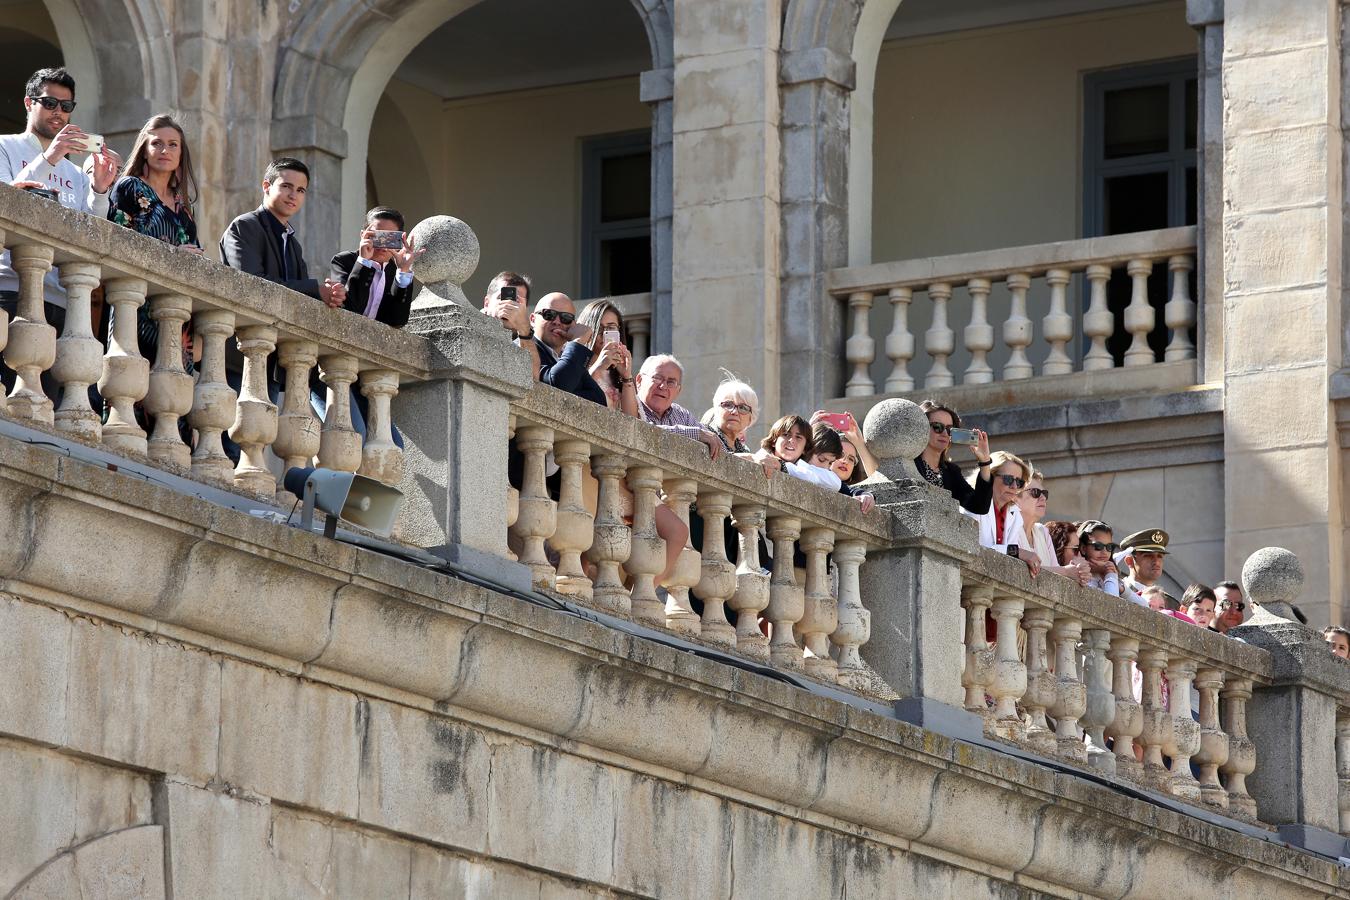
left=0, top=0, right=98, bottom=133
left=349, top=0, right=654, bottom=302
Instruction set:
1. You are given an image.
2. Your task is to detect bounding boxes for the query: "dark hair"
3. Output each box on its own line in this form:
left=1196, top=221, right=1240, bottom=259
left=264, top=157, right=309, bottom=184
left=121, top=115, right=199, bottom=210
left=919, top=399, right=961, bottom=465
left=1046, top=521, right=1077, bottom=565
left=761, top=415, right=814, bottom=460
left=365, top=205, right=404, bottom=230
left=575, top=298, right=625, bottom=387
left=25, top=67, right=74, bottom=100
left=1323, top=625, right=1350, bottom=641
left=485, top=271, right=532, bottom=304
left=1215, top=580, right=1241, bottom=592
left=1182, top=583, right=1217, bottom=610
left=810, top=424, right=844, bottom=459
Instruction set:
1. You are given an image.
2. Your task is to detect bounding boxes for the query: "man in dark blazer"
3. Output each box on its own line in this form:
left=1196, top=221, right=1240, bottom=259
left=328, top=206, right=420, bottom=329
left=218, top=156, right=346, bottom=308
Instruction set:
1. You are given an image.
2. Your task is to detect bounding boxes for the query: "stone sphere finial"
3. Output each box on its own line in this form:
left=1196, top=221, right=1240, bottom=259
left=409, top=215, right=481, bottom=310
left=862, top=398, right=930, bottom=482
left=1241, top=547, right=1304, bottom=618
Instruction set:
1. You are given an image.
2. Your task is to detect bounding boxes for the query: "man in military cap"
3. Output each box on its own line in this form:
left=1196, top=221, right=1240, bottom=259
left=1119, top=528, right=1169, bottom=601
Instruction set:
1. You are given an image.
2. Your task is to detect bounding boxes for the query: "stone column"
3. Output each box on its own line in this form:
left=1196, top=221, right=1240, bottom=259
left=670, top=0, right=784, bottom=428
left=396, top=303, right=534, bottom=581
left=855, top=399, right=981, bottom=732
left=1218, top=0, right=1344, bottom=625
left=271, top=117, right=347, bottom=267
left=640, top=65, right=675, bottom=355
left=1186, top=0, right=1223, bottom=384
left=1231, top=548, right=1348, bottom=841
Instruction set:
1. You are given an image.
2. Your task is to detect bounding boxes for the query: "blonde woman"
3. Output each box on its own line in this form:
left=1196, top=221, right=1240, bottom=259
left=965, top=450, right=1038, bottom=577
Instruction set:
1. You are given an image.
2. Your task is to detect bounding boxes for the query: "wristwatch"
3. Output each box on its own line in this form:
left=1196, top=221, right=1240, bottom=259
left=1007, top=544, right=1020, bottom=559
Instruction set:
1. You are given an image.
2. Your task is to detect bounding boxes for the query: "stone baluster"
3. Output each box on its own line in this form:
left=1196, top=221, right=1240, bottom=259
left=1164, top=254, right=1196, bottom=361
left=765, top=515, right=805, bottom=670
left=1048, top=617, right=1087, bottom=762
left=830, top=539, right=869, bottom=690
left=1165, top=657, right=1202, bottom=802
left=1081, top=629, right=1116, bottom=774
left=728, top=504, right=770, bottom=660
left=143, top=295, right=194, bottom=468
left=317, top=354, right=362, bottom=473
left=924, top=282, right=955, bottom=388
left=883, top=287, right=914, bottom=392
left=273, top=339, right=321, bottom=490
left=1337, top=711, right=1350, bottom=835
left=626, top=465, right=667, bottom=626
left=99, top=277, right=152, bottom=454
left=550, top=438, right=595, bottom=601
left=626, top=316, right=650, bottom=373
left=1041, top=268, right=1073, bottom=376
left=693, top=490, right=737, bottom=647
left=1219, top=677, right=1257, bottom=820
left=49, top=262, right=103, bottom=440
left=512, top=424, right=557, bottom=590
left=586, top=453, right=630, bottom=614
left=661, top=478, right=702, bottom=635
left=1082, top=264, right=1114, bottom=371
left=960, top=586, right=995, bottom=727
left=962, top=278, right=994, bottom=384
left=4, top=244, right=56, bottom=422
left=843, top=291, right=876, bottom=396
left=188, top=309, right=238, bottom=485
left=1003, top=272, right=1034, bottom=380
left=358, top=370, right=402, bottom=486
left=1104, top=636, right=1143, bottom=781
left=1021, top=606, right=1057, bottom=755
left=228, top=325, right=279, bottom=497
left=1193, top=667, right=1230, bottom=811
left=989, top=595, right=1027, bottom=741
left=1122, top=258, right=1155, bottom=366
left=796, top=526, right=837, bottom=680
left=1137, top=648, right=1174, bottom=791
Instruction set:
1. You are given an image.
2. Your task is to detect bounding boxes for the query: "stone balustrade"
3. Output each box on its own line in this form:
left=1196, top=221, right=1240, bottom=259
left=507, top=382, right=892, bottom=692
left=0, top=184, right=439, bottom=501
left=828, top=226, right=1197, bottom=397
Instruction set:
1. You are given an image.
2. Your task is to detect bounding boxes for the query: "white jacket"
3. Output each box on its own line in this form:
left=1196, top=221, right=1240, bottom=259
left=964, top=502, right=1026, bottom=556
left=784, top=459, right=843, bottom=492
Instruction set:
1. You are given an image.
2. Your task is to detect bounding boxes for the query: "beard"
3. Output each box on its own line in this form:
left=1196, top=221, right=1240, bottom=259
left=32, top=116, right=62, bottom=141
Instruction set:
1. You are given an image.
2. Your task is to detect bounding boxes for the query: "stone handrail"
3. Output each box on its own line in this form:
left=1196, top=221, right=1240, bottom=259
left=827, top=226, right=1197, bottom=396
left=0, top=184, right=444, bottom=500
left=508, top=382, right=892, bottom=692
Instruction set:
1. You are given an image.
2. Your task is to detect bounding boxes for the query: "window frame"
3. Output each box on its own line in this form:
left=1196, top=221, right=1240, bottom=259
left=580, top=130, right=652, bottom=298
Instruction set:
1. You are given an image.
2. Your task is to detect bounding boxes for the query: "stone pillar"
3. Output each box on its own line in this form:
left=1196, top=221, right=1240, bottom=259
left=640, top=65, right=675, bottom=356
left=1231, top=548, right=1350, bottom=843
left=670, top=0, right=784, bottom=430
left=1219, top=0, right=1343, bottom=625
left=271, top=117, right=348, bottom=268
left=1187, top=0, right=1224, bottom=385
left=396, top=303, right=534, bottom=581
left=855, top=399, right=981, bottom=731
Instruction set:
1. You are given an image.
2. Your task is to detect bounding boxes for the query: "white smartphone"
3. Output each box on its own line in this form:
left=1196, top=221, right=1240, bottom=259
left=72, top=133, right=104, bottom=155
left=603, top=328, right=621, bottom=346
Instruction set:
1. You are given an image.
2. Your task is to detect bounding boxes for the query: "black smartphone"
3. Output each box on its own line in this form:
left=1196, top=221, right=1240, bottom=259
left=500, top=285, right=518, bottom=302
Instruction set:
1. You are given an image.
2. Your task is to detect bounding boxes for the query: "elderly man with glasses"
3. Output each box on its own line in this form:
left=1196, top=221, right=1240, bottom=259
left=529, top=292, right=606, bottom=406
left=634, top=354, right=721, bottom=460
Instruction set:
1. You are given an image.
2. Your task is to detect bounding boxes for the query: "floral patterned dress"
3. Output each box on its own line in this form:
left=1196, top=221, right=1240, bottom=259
left=106, top=176, right=198, bottom=361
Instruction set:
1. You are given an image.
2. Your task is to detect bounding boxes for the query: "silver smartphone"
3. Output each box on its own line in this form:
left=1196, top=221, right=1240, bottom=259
left=949, top=427, right=979, bottom=445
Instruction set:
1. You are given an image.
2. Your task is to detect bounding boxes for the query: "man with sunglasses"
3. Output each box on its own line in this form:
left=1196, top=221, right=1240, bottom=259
left=530, top=292, right=605, bottom=406
left=1213, top=580, right=1247, bottom=634
left=0, top=67, right=121, bottom=389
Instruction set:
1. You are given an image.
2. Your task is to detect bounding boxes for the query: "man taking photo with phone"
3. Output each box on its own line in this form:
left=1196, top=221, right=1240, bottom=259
left=329, top=206, right=422, bottom=328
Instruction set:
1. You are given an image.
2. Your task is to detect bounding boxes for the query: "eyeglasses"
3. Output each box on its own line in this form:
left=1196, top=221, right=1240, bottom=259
left=648, top=375, right=681, bottom=388
left=535, top=308, right=575, bottom=325
left=930, top=422, right=954, bottom=435
left=1026, top=487, right=1050, bottom=500
left=1084, top=540, right=1118, bottom=553
left=719, top=400, right=753, bottom=415
left=1219, top=600, right=1246, bottom=612
left=996, top=474, right=1026, bottom=489
left=30, top=95, right=76, bottom=113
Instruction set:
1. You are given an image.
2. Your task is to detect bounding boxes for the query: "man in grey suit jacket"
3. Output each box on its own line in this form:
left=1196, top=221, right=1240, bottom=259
left=218, top=156, right=346, bottom=308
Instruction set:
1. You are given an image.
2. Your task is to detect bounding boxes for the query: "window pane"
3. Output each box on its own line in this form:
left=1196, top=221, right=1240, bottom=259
left=1104, top=85, right=1169, bottom=159
left=600, top=235, right=650, bottom=295
left=600, top=152, right=650, bottom=223
left=1185, top=78, right=1198, bottom=150
left=1186, top=166, right=1197, bottom=226
left=1103, top=171, right=1169, bottom=235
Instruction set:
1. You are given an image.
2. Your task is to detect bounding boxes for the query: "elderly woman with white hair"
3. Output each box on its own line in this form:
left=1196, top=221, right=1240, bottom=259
left=700, top=375, right=780, bottom=478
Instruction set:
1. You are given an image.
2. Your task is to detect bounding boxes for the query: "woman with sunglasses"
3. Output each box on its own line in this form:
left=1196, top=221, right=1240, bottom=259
left=1016, top=471, right=1088, bottom=585
left=916, top=400, right=992, bottom=515
left=1075, top=520, right=1140, bottom=603
left=966, top=450, right=1038, bottom=576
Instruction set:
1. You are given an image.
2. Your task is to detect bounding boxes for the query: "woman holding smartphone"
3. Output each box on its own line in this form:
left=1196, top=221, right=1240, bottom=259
left=916, top=400, right=993, bottom=515
left=575, top=299, right=637, bottom=417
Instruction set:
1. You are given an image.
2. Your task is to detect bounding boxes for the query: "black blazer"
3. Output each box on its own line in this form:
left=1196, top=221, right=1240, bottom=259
left=218, top=207, right=320, bottom=299
left=329, top=250, right=414, bottom=329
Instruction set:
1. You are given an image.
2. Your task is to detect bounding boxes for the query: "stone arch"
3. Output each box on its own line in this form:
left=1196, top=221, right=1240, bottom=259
left=274, top=0, right=675, bottom=296
left=846, top=0, right=902, bottom=266
left=67, top=0, right=179, bottom=138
